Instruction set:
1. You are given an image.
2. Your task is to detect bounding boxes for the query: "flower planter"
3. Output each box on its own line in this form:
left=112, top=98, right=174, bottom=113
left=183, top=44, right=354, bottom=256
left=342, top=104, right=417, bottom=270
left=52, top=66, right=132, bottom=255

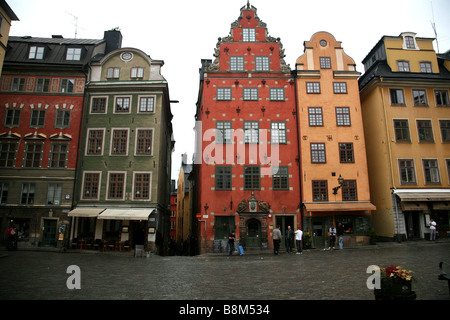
left=374, top=278, right=416, bottom=300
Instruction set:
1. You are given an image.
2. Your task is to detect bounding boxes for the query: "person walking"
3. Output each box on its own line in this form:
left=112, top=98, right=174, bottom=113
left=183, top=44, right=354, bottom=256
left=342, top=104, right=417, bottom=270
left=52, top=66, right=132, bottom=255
left=337, top=222, right=344, bottom=249
left=228, top=231, right=236, bottom=256
left=430, top=219, right=437, bottom=241
left=273, top=225, right=282, bottom=255
left=285, top=225, right=294, bottom=253
left=295, top=226, right=303, bottom=254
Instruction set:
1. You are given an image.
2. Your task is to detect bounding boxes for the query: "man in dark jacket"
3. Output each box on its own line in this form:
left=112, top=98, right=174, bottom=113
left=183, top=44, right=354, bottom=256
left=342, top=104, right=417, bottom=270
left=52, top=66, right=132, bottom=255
left=285, top=225, right=294, bottom=253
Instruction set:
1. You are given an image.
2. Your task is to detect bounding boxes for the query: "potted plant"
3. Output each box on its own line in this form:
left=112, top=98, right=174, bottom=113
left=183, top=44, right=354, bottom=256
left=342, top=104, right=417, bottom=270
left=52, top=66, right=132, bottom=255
left=302, top=232, right=312, bottom=249
left=369, top=228, right=378, bottom=245
left=374, top=265, right=416, bottom=300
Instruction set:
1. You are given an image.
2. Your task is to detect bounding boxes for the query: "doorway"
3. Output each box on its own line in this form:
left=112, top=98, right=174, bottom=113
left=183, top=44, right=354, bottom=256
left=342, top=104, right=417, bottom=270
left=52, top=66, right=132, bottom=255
left=131, top=220, right=146, bottom=248
left=246, top=219, right=261, bottom=247
left=42, top=219, right=57, bottom=247
left=312, top=218, right=326, bottom=248
left=276, top=215, right=294, bottom=250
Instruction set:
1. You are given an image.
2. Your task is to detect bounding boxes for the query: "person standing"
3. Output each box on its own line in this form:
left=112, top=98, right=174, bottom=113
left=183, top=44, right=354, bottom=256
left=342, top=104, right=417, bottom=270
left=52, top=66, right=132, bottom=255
left=295, top=226, right=303, bottom=254
left=273, top=225, right=282, bottom=255
left=285, top=225, right=294, bottom=253
left=430, top=219, right=437, bottom=241
left=228, top=231, right=236, bottom=256
left=337, top=223, right=345, bottom=249
left=6, top=222, right=18, bottom=251
left=326, top=225, right=337, bottom=250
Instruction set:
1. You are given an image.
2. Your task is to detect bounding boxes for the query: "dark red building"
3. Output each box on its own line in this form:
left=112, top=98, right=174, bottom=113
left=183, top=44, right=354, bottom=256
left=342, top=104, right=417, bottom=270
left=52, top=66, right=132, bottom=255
left=194, top=3, right=301, bottom=253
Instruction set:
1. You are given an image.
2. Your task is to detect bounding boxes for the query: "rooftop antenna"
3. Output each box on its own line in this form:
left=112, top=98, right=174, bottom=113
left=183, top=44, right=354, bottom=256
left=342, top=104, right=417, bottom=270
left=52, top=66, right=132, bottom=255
left=66, top=11, right=84, bottom=38
left=430, top=1, right=439, bottom=53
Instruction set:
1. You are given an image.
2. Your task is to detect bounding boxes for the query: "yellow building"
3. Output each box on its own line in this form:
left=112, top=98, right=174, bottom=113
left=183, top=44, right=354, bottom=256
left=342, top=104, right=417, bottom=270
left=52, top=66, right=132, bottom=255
left=359, top=32, right=450, bottom=241
left=0, top=1, right=19, bottom=74
left=295, top=32, right=375, bottom=248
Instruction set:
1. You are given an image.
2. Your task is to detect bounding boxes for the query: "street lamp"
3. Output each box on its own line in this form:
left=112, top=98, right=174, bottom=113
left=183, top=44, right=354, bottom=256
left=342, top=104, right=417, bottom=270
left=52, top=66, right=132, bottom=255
left=332, top=175, right=344, bottom=195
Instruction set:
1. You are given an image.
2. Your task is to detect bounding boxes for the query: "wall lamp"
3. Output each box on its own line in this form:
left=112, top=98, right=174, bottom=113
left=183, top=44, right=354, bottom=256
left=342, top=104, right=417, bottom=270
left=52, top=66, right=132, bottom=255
left=332, top=175, right=344, bottom=195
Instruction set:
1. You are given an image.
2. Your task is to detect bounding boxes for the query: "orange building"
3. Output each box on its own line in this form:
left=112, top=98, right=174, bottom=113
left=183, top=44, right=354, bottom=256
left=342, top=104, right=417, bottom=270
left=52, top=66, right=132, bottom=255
left=295, top=32, right=375, bottom=248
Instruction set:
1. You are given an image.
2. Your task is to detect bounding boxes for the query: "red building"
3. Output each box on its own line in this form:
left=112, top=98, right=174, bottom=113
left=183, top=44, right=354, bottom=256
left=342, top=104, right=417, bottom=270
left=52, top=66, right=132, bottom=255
left=194, top=3, right=300, bottom=253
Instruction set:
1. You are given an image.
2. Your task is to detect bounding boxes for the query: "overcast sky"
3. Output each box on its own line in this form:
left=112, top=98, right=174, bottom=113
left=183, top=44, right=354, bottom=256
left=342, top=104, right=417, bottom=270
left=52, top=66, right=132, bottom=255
left=7, top=0, right=450, bottom=180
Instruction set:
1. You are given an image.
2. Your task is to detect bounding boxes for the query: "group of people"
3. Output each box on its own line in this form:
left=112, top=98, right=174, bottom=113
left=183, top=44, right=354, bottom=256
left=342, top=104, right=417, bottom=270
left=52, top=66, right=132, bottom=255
left=272, top=225, right=303, bottom=255
left=5, top=222, right=18, bottom=251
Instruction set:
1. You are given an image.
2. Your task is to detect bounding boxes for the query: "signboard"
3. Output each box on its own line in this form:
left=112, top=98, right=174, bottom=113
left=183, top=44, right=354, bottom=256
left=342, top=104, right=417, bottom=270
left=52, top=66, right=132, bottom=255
left=134, top=245, right=144, bottom=257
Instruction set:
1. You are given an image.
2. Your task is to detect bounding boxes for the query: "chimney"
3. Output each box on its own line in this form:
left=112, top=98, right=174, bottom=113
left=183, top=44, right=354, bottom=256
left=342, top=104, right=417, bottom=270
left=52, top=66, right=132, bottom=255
left=104, top=28, right=123, bottom=54
left=182, top=153, right=188, bottom=165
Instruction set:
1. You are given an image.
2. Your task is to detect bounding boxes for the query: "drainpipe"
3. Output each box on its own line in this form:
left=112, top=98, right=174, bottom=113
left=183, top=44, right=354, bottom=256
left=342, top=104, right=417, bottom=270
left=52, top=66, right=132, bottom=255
left=292, top=70, right=303, bottom=230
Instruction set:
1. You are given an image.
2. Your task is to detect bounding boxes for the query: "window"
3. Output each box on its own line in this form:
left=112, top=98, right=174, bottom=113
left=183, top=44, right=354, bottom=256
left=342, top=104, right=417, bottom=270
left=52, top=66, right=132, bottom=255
left=405, top=36, right=415, bottom=49
left=108, top=172, right=125, bottom=199
left=439, top=120, right=450, bottom=142
left=342, top=180, right=357, bottom=201
left=131, top=67, right=144, bottom=78
left=272, top=166, right=289, bottom=190
left=397, top=61, right=410, bottom=72
left=255, top=56, right=270, bottom=71
left=390, top=89, right=405, bottom=105
left=36, top=78, right=50, bottom=92
left=394, top=119, right=410, bottom=142
left=243, top=28, right=255, bottom=42
left=136, top=129, right=153, bottom=155
left=139, top=97, right=155, bottom=112
left=0, top=142, right=17, bottom=167
left=399, top=159, right=416, bottom=185
left=49, top=143, right=68, bottom=168
left=4, top=109, right=21, bottom=127
left=311, top=143, right=326, bottom=163
left=91, top=97, right=107, bottom=113
left=215, top=166, right=232, bottom=190
left=83, top=172, right=100, bottom=199
left=115, top=97, right=130, bottom=113
left=134, top=173, right=151, bottom=200
left=30, top=110, right=46, bottom=127
left=0, top=183, right=8, bottom=204
left=217, top=88, right=232, bottom=100
left=339, top=143, right=354, bottom=163
left=244, top=121, right=259, bottom=144
left=86, top=129, right=104, bottom=155
left=333, top=82, right=347, bottom=94
left=447, top=160, right=450, bottom=183
left=107, top=68, right=120, bottom=78
left=60, top=79, right=74, bottom=93
left=423, top=159, right=440, bottom=184
left=271, top=122, right=286, bottom=144
left=308, top=107, right=323, bottom=126
left=420, top=62, right=432, bottom=73
left=417, top=120, right=434, bottom=142
left=47, top=184, right=62, bottom=205
left=435, top=90, right=449, bottom=106
left=29, top=46, right=44, bottom=59
left=24, top=143, right=42, bottom=168
left=244, top=166, right=260, bottom=190
left=320, top=57, right=331, bottom=69
left=20, top=183, right=35, bottom=205
left=336, top=107, right=351, bottom=126
left=216, top=121, right=232, bottom=144
left=269, top=88, right=285, bottom=101
left=11, top=78, right=26, bottom=91
left=312, top=180, right=328, bottom=201
left=66, top=48, right=81, bottom=61
left=412, top=89, right=428, bottom=106
left=111, top=129, right=128, bottom=155
left=55, top=110, right=71, bottom=128
left=306, top=82, right=320, bottom=94
left=214, top=216, right=235, bottom=240
left=230, top=56, right=244, bottom=71
left=243, top=88, right=258, bottom=100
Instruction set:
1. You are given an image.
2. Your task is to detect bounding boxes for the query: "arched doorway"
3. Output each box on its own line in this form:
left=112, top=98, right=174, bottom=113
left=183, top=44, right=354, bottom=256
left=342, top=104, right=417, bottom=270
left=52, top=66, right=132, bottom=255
left=246, top=219, right=261, bottom=247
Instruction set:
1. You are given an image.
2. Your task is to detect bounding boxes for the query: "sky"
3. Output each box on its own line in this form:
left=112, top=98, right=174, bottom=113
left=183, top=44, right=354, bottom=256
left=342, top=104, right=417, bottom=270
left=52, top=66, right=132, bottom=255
left=6, top=0, right=450, bottom=180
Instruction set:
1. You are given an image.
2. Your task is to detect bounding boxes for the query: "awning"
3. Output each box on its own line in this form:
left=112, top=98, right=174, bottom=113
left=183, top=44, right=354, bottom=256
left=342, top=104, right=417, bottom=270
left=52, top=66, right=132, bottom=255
left=68, top=207, right=105, bottom=218
left=393, top=189, right=450, bottom=202
left=432, top=202, right=450, bottom=211
left=401, top=202, right=428, bottom=211
left=303, top=202, right=376, bottom=212
left=97, top=208, right=156, bottom=220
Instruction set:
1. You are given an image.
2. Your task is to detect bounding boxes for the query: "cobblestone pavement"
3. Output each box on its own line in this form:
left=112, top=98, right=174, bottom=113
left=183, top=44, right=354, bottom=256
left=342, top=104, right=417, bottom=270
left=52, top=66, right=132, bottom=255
left=0, top=240, right=449, bottom=303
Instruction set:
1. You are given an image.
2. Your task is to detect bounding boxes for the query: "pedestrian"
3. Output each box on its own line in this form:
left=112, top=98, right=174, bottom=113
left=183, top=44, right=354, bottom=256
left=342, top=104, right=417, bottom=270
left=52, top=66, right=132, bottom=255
left=337, top=222, right=344, bottom=249
left=285, top=225, right=294, bottom=253
left=273, top=225, right=281, bottom=255
left=430, top=219, right=437, bottom=241
left=228, top=231, right=236, bottom=256
left=6, top=223, right=18, bottom=251
left=295, top=226, right=303, bottom=254
left=326, top=225, right=336, bottom=250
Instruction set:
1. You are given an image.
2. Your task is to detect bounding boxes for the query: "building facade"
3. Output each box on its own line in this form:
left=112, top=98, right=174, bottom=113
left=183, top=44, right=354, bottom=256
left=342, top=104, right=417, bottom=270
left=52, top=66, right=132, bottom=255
left=69, top=42, right=174, bottom=254
left=0, top=0, right=19, bottom=74
left=195, top=3, right=300, bottom=254
left=0, top=33, right=109, bottom=247
left=359, top=32, right=450, bottom=240
left=295, top=32, right=375, bottom=248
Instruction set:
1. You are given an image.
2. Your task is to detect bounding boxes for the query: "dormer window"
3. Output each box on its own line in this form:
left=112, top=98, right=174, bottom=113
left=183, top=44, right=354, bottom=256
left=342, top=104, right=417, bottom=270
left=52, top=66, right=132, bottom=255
left=29, top=46, right=44, bottom=59
left=66, top=48, right=81, bottom=61
left=243, top=28, right=255, bottom=42
left=401, top=33, right=418, bottom=50
left=405, top=36, right=415, bottom=49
